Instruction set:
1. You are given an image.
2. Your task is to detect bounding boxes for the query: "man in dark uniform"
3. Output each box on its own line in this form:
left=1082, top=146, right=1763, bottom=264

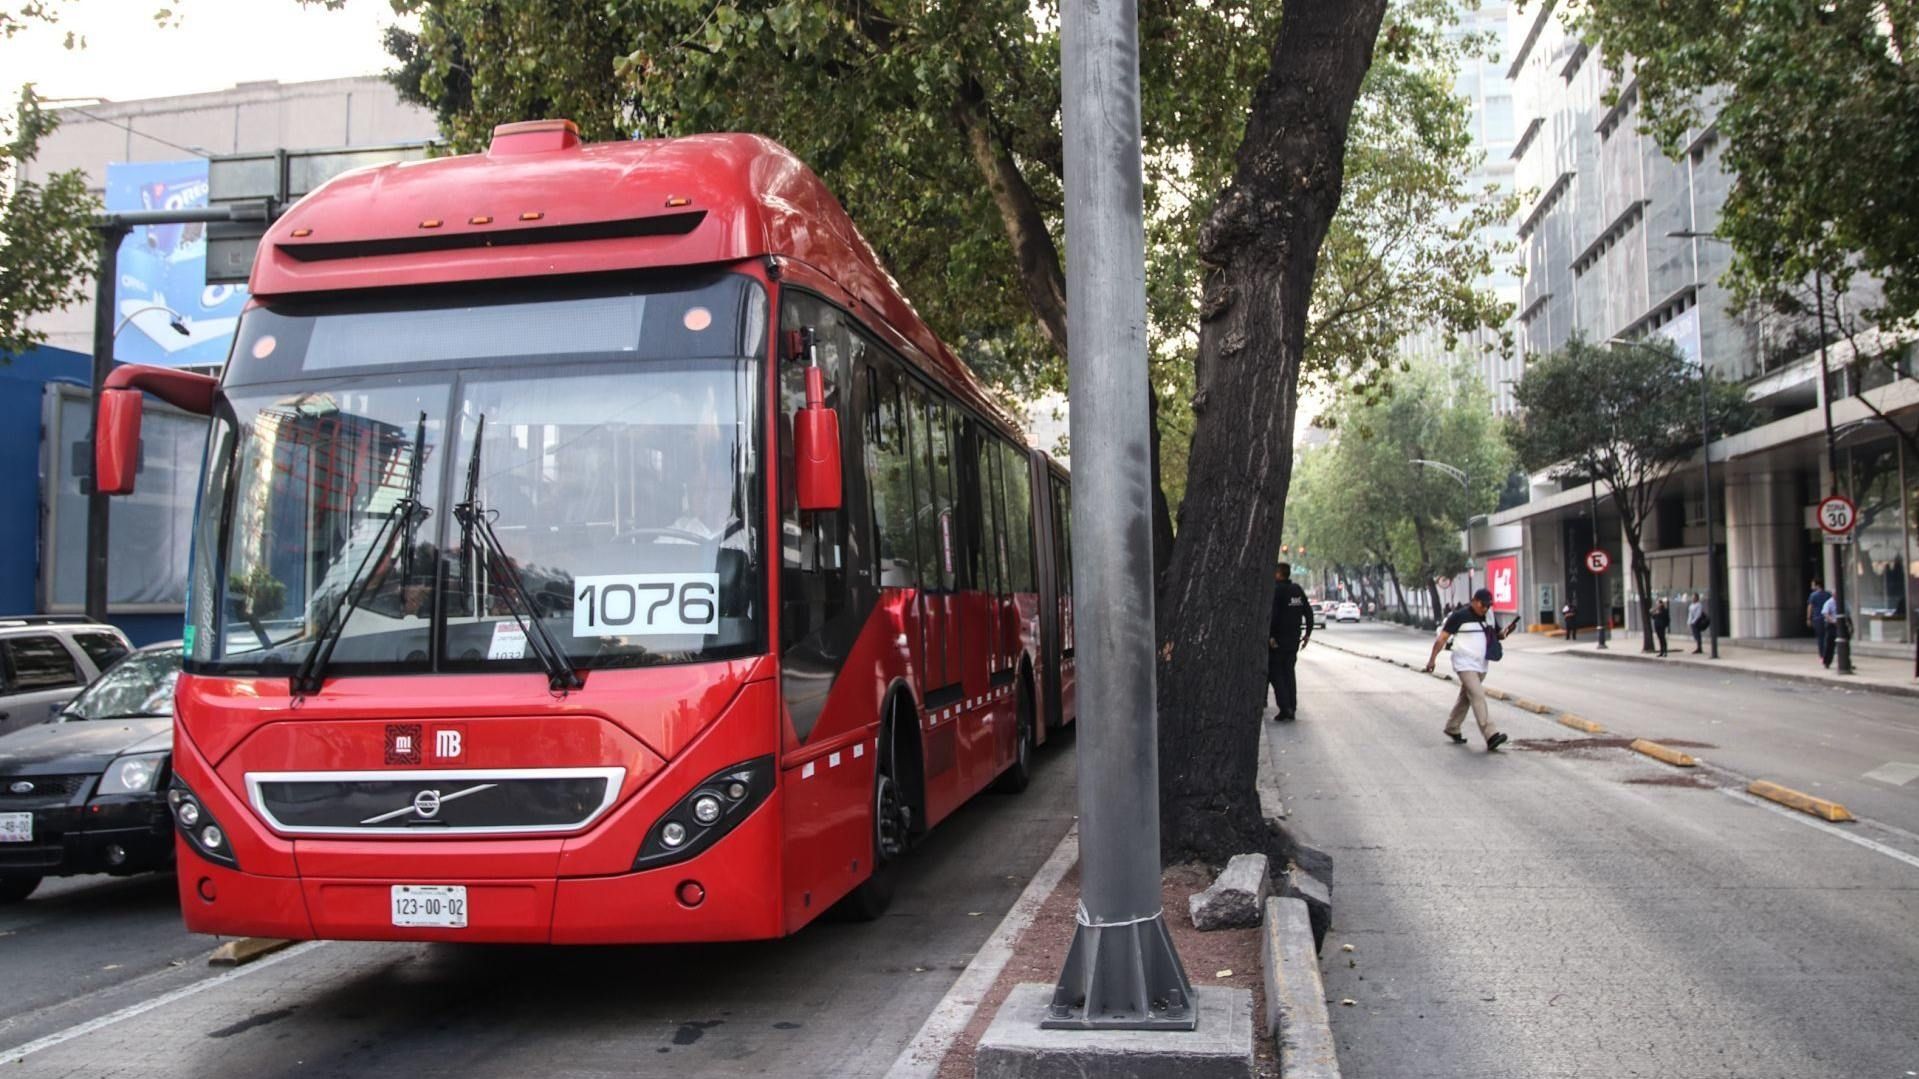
left=1268, top=562, right=1313, bottom=722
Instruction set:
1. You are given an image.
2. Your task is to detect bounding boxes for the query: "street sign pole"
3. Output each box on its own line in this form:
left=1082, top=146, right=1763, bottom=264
left=1047, top=0, right=1194, bottom=1032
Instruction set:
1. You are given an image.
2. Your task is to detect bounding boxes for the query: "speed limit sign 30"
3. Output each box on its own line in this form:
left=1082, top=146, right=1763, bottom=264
left=1818, top=494, right=1858, bottom=537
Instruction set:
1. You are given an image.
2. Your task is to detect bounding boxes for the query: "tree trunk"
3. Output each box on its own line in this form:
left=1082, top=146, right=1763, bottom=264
left=1386, top=562, right=1411, bottom=619
left=1622, top=524, right=1657, bottom=653
left=1149, top=382, right=1176, bottom=588
left=952, top=79, right=1070, bottom=360
left=1156, top=0, right=1388, bottom=865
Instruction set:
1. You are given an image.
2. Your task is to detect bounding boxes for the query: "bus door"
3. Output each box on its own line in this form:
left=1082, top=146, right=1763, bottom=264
left=1029, top=454, right=1064, bottom=731
left=905, top=384, right=962, bottom=769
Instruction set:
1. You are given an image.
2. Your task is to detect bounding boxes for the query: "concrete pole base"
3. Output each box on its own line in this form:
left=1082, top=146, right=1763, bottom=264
left=979, top=983, right=1254, bottom=1079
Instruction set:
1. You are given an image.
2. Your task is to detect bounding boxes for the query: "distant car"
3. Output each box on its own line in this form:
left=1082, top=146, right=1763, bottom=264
left=0, top=617, right=134, bottom=737
left=1310, top=602, right=1327, bottom=630
left=1334, top=602, right=1361, bottom=623
left=0, top=642, right=182, bottom=903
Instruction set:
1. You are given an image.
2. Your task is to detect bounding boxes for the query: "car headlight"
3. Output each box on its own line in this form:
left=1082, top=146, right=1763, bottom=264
left=97, top=753, right=167, bottom=795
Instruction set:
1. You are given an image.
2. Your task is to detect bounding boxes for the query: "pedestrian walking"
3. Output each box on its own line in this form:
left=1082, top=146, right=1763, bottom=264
left=1561, top=598, right=1579, bottom=641
left=1651, top=597, right=1671, bottom=657
left=1807, top=577, right=1834, bottom=668
left=1424, top=587, right=1513, bottom=751
left=1687, top=592, right=1709, bottom=653
left=1817, top=588, right=1845, bottom=669
left=1268, top=561, right=1313, bottom=722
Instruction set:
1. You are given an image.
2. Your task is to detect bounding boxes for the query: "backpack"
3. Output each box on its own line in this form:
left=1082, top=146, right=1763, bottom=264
left=1486, top=617, right=1504, bottom=662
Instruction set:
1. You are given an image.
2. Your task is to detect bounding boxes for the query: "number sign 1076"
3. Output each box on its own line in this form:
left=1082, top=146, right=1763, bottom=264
left=574, top=573, right=721, bottom=636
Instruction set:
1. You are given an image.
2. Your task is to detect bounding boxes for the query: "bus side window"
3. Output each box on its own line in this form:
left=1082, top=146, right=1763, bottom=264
left=863, top=352, right=919, bottom=589
left=924, top=394, right=957, bottom=592
left=1001, top=443, right=1034, bottom=593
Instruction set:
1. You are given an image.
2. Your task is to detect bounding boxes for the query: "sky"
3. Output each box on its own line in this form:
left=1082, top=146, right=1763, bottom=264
left=5, top=0, right=408, bottom=103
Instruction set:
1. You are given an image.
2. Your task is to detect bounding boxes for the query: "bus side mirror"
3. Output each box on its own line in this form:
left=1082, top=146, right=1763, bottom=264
left=95, top=388, right=144, bottom=496
left=794, top=366, right=843, bottom=512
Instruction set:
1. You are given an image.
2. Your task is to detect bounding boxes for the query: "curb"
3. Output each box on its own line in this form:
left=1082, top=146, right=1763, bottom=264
left=1261, top=897, right=1340, bottom=1079
left=1562, top=647, right=1919, bottom=700
left=1558, top=713, right=1606, bottom=734
left=1747, top=780, right=1855, bottom=823
left=207, top=937, right=294, bottom=967
left=1630, top=739, right=1698, bottom=768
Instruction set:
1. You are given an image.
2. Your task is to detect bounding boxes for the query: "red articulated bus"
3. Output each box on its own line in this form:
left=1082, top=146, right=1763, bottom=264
left=96, top=120, right=1077, bottom=943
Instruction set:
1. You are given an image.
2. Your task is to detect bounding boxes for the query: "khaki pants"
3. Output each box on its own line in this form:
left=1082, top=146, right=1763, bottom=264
left=1445, top=669, right=1497, bottom=741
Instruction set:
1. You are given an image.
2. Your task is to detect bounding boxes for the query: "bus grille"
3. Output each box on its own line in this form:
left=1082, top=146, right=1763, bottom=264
left=244, top=768, right=625, bottom=836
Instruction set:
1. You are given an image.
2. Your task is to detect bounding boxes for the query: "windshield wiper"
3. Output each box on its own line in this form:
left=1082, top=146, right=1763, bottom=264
left=453, top=414, right=584, bottom=692
left=291, top=412, right=431, bottom=696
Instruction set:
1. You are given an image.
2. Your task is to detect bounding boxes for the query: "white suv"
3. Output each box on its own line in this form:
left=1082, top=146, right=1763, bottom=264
left=0, top=618, right=133, bottom=736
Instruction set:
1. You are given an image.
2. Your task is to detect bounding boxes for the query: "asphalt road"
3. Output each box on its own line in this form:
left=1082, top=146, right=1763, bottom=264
left=0, top=737, right=1077, bottom=1078
left=1311, top=621, right=1919, bottom=836
left=1275, top=643, right=1919, bottom=1079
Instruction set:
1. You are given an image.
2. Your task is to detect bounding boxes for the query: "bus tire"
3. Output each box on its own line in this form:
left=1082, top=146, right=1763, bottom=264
left=993, top=676, right=1035, bottom=794
left=836, top=705, right=912, bottom=922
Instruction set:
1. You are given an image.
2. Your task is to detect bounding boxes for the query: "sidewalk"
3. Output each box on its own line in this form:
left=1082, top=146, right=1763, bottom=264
left=1346, top=619, right=1919, bottom=697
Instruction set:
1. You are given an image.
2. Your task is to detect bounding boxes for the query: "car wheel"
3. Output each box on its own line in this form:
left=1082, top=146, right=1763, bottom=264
left=0, top=875, right=42, bottom=904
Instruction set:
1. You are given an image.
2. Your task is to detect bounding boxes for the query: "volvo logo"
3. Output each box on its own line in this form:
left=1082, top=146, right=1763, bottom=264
left=360, top=782, right=497, bottom=826
left=8, top=780, right=32, bottom=794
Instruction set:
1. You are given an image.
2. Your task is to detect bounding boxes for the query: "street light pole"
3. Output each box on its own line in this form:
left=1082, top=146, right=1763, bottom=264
left=83, top=206, right=243, bottom=624
left=1047, top=0, right=1194, bottom=1032
left=1815, top=268, right=1855, bottom=675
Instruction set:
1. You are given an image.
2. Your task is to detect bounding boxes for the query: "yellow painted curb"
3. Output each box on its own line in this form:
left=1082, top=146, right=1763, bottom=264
left=208, top=937, right=295, bottom=967
left=1510, top=698, right=1554, bottom=715
left=1748, top=780, right=1854, bottom=823
left=1558, top=713, right=1606, bottom=734
left=1484, top=687, right=1510, bottom=701
left=1630, top=739, right=1698, bottom=767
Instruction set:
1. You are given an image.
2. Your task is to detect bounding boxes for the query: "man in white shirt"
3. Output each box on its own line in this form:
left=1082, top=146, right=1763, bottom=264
left=1686, top=593, right=1708, bottom=654
left=1425, top=588, right=1514, bottom=751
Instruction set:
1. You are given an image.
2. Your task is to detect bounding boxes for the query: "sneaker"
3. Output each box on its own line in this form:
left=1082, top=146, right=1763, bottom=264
left=1487, top=732, right=1509, bottom=752
left=1446, top=731, right=1467, bottom=744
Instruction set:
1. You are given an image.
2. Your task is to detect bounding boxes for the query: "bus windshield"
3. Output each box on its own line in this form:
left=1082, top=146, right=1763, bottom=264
left=186, top=275, right=767, bottom=678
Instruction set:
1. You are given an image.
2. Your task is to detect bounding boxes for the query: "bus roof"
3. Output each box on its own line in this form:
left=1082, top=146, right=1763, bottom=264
left=253, top=121, right=1024, bottom=439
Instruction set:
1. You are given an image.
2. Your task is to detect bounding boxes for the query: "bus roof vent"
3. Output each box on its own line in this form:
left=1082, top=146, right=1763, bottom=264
left=489, top=119, right=582, bottom=156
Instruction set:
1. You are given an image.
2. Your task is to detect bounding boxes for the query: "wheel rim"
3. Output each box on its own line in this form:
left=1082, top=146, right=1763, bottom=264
left=875, top=772, right=905, bottom=862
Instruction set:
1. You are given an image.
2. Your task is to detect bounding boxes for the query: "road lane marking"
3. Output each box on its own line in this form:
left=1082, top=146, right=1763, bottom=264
left=1721, top=789, right=1919, bottom=871
left=0, top=940, right=327, bottom=1065
left=1862, top=761, right=1919, bottom=787
left=884, top=825, right=1079, bottom=1079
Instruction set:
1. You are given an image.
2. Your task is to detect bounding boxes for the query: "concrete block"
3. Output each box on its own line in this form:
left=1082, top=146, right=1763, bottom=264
left=1289, top=840, right=1334, bottom=892
left=1189, top=853, right=1270, bottom=931
left=1279, top=866, right=1331, bottom=953
left=975, top=983, right=1255, bottom=1079
left=1261, top=897, right=1341, bottom=1079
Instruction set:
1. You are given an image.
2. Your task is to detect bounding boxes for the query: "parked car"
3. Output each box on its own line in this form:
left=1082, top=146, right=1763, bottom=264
left=1334, top=602, right=1362, bottom=623
left=1310, top=601, right=1328, bottom=630
left=0, top=617, right=134, bottom=737
left=0, top=641, right=182, bottom=903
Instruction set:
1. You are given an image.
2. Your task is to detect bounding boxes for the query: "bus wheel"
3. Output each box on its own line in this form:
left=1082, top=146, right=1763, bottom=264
left=0, top=875, right=42, bottom=904
left=993, top=681, right=1034, bottom=794
left=837, top=726, right=909, bottom=922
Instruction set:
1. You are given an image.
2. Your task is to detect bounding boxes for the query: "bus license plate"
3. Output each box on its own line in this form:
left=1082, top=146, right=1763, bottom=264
left=0, top=813, right=30, bottom=843
left=391, top=885, right=467, bottom=928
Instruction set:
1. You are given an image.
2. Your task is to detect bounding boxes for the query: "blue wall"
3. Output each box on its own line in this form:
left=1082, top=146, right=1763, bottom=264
left=0, top=346, right=183, bottom=646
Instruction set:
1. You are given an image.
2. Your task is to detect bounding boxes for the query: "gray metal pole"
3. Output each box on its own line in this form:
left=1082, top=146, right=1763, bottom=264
left=1047, top=0, right=1194, bottom=1032
left=1816, top=270, right=1854, bottom=675
left=84, top=225, right=129, bottom=624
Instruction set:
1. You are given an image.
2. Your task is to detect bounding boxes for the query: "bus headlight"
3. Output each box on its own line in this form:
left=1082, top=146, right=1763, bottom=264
left=168, top=776, right=239, bottom=870
left=634, top=756, right=774, bottom=870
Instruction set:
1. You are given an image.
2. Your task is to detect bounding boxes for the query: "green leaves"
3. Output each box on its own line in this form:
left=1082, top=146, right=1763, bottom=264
left=2, top=84, right=100, bottom=359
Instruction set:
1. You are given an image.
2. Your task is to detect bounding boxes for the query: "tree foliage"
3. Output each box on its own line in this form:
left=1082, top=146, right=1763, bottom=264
left=1, top=85, right=99, bottom=358
left=1508, top=335, right=1753, bottom=650
left=1290, top=361, right=1513, bottom=619
left=1567, top=0, right=1919, bottom=329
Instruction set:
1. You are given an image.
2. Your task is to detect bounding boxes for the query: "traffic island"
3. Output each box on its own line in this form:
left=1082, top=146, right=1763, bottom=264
left=975, top=983, right=1255, bottom=1079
